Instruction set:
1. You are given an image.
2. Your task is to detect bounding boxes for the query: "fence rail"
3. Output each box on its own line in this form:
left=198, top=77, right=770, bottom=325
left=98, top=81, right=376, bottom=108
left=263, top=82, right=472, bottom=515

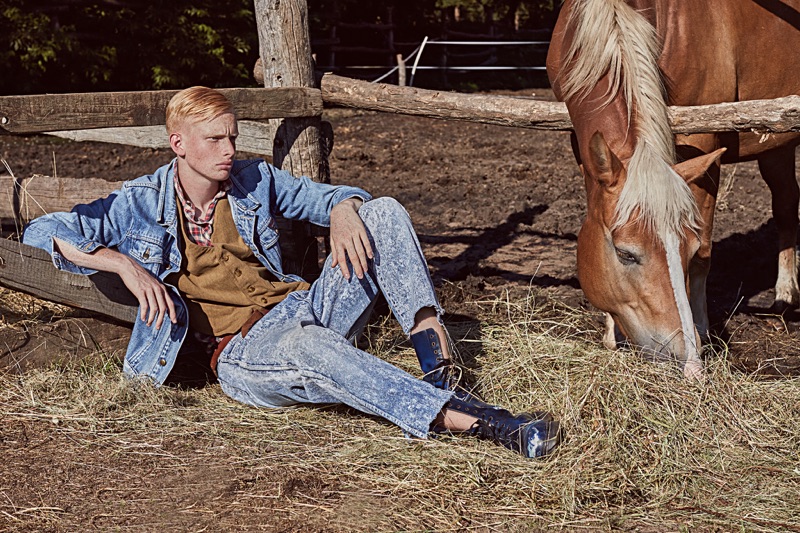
left=5, top=76, right=800, bottom=137
left=0, top=87, right=322, bottom=134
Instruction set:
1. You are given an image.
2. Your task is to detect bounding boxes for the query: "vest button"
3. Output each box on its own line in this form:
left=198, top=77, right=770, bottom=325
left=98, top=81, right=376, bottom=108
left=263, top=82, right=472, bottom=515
left=247, top=286, right=255, bottom=293
left=234, top=269, right=241, bottom=277
left=159, top=358, right=167, bottom=366
left=221, top=253, right=229, bottom=261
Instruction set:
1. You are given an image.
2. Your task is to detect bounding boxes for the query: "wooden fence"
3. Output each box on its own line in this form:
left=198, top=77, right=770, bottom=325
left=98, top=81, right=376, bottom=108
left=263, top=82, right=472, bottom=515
left=2, top=0, right=800, bottom=323
left=0, top=0, right=328, bottom=323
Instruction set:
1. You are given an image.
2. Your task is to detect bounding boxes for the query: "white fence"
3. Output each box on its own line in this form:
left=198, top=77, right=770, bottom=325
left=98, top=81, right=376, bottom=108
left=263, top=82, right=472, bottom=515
left=370, top=37, right=548, bottom=86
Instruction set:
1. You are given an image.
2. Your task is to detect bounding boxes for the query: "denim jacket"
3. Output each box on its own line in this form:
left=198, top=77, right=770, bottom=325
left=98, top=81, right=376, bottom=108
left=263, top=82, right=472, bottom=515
left=22, top=159, right=372, bottom=385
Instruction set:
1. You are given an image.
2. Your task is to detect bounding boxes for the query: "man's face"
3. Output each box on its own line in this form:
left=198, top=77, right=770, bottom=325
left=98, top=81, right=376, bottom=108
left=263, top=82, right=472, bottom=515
left=171, top=112, right=238, bottom=185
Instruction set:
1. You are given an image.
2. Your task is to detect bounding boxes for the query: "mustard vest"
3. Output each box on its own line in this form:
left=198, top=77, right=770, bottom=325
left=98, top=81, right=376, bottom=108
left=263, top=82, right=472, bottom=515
left=167, top=197, right=310, bottom=336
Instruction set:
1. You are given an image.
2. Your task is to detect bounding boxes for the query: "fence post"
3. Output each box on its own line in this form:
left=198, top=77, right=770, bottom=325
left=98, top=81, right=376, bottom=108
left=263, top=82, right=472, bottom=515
left=254, top=0, right=328, bottom=278
left=397, top=54, right=407, bottom=86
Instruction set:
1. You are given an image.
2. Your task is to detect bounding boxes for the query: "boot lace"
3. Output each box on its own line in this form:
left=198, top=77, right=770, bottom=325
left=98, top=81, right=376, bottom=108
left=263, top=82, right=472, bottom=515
left=466, top=414, right=523, bottom=453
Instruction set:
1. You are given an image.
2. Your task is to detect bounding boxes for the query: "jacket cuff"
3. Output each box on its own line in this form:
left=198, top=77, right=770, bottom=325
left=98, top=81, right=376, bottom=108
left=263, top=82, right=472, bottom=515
left=344, top=193, right=373, bottom=207
left=49, top=228, right=102, bottom=275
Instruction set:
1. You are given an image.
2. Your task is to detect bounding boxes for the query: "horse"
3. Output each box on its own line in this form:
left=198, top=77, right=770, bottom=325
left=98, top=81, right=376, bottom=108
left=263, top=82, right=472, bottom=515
left=546, top=0, right=800, bottom=378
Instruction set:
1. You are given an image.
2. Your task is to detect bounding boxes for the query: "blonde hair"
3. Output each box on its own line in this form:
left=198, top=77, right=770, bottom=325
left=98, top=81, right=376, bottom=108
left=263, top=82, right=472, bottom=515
left=560, top=0, right=698, bottom=239
left=165, top=86, right=235, bottom=133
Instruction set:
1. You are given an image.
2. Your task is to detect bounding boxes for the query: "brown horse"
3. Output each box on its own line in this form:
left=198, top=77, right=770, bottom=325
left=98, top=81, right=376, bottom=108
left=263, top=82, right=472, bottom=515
left=546, top=0, right=800, bottom=378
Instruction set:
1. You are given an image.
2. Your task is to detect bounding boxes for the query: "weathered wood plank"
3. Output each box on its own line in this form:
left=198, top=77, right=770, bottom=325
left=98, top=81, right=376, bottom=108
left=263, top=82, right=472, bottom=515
left=0, top=175, right=320, bottom=324
left=0, top=175, right=119, bottom=221
left=320, top=73, right=800, bottom=134
left=45, top=119, right=275, bottom=156
left=0, top=173, right=324, bottom=239
left=47, top=125, right=171, bottom=149
left=321, top=73, right=574, bottom=130
left=0, top=87, right=323, bottom=134
left=0, top=239, right=137, bottom=324
left=669, top=98, right=800, bottom=134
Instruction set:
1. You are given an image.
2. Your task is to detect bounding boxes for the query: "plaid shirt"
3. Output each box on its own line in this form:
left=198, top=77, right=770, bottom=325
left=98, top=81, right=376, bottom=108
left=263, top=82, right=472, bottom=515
left=173, top=165, right=231, bottom=247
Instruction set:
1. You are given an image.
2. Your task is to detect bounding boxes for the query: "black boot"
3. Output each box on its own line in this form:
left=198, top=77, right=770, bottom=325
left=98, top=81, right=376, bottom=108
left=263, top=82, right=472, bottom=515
left=411, top=327, right=460, bottom=391
left=434, top=396, right=561, bottom=459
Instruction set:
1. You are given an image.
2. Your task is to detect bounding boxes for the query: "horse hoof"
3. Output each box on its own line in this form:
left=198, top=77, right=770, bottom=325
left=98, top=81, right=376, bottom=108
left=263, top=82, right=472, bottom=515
left=602, top=313, right=625, bottom=350
left=771, top=298, right=797, bottom=315
left=683, top=360, right=706, bottom=381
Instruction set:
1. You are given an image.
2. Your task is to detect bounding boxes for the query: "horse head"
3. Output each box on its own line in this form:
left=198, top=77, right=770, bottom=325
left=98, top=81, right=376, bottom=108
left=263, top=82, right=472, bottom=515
left=545, top=0, right=734, bottom=378
left=576, top=130, right=725, bottom=378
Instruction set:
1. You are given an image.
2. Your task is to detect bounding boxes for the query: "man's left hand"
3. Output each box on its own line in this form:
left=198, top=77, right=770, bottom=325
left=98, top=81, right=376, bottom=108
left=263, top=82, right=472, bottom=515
left=330, top=198, right=373, bottom=280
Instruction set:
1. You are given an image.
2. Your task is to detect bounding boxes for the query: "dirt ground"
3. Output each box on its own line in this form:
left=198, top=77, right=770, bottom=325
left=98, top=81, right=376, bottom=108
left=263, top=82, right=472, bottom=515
left=2, top=89, right=798, bottom=376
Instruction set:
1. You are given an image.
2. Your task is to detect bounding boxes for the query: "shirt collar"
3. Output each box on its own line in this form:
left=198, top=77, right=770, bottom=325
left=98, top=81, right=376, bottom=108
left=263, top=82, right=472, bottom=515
left=172, top=161, right=231, bottom=223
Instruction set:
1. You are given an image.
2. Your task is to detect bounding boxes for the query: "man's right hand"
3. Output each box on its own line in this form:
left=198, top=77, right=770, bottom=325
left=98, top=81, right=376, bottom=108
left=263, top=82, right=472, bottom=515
left=115, top=254, right=177, bottom=329
left=54, top=239, right=177, bottom=329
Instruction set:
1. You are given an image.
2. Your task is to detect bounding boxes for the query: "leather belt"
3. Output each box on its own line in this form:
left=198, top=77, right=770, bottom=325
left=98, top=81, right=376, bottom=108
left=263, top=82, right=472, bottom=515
left=209, top=307, right=268, bottom=375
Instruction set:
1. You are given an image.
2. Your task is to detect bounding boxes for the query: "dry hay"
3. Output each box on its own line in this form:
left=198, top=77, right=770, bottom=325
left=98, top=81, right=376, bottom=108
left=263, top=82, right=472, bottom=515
left=0, top=289, right=799, bottom=531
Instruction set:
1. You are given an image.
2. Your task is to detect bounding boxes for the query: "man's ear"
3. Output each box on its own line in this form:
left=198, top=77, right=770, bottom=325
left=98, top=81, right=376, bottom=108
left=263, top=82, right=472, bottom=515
left=169, top=132, right=184, bottom=157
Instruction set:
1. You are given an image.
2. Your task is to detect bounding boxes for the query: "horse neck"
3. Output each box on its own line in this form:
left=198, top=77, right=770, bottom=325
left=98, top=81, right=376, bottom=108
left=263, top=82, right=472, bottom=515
left=570, top=75, right=638, bottom=166
left=561, top=0, right=673, bottom=158
left=560, top=0, right=697, bottom=239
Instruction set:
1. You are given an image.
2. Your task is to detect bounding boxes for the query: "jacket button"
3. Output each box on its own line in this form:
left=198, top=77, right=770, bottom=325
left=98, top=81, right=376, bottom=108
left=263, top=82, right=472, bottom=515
left=234, top=269, right=241, bottom=277
left=221, top=253, right=229, bottom=261
left=159, top=358, right=167, bottom=366
left=143, top=249, right=150, bottom=260
left=247, top=286, right=255, bottom=293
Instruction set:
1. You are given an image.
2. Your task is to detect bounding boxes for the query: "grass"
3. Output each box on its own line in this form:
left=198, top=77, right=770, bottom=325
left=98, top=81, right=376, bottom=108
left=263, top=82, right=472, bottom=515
left=1, top=288, right=799, bottom=531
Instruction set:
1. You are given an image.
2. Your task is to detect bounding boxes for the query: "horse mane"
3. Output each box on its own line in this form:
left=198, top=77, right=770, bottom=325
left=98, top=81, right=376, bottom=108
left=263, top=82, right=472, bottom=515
left=559, top=0, right=698, bottom=237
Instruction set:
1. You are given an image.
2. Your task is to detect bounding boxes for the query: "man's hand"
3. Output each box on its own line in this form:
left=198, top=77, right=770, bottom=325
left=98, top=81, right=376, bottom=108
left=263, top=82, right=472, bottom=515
left=115, top=254, right=177, bottom=329
left=54, top=239, right=177, bottom=329
left=329, top=198, right=373, bottom=280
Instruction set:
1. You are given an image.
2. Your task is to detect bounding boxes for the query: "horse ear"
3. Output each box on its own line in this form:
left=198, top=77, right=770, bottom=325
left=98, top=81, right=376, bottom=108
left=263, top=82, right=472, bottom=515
left=673, top=148, right=726, bottom=185
left=570, top=131, right=583, bottom=165
left=587, top=131, right=623, bottom=187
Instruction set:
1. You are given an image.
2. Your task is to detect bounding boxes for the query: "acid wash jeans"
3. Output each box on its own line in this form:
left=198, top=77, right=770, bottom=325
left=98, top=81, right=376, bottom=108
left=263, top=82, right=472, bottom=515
left=216, top=197, right=454, bottom=438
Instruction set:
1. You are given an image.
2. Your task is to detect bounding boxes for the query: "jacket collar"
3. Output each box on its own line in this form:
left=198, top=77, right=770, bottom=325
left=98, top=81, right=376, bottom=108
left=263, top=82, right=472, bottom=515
left=227, top=160, right=262, bottom=214
left=157, top=159, right=179, bottom=227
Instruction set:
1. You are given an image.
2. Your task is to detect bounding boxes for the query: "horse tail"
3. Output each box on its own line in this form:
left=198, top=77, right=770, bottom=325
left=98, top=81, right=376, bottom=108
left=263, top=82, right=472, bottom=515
left=560, top=0, right=698, bottom=238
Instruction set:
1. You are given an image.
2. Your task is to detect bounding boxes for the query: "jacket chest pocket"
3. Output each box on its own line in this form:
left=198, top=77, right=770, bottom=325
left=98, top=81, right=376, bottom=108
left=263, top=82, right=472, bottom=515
left=126, top=234, right=168, bottom=273
left=256, top=215, right=279, bottom=249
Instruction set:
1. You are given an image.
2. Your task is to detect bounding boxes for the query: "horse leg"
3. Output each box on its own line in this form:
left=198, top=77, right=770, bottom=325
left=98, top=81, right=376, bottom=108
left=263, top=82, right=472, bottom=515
left=677, top=138, right=721, bottom=341
left=602, top=312, right=625, bottom=350
left=758, top=148, right=800, bottom=311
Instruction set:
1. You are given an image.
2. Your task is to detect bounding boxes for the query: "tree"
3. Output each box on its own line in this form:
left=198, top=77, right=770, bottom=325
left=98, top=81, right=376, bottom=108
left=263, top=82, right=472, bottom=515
left=0, top=0, right=557, bottom=94
left=0, top=0, right=259, bottom=95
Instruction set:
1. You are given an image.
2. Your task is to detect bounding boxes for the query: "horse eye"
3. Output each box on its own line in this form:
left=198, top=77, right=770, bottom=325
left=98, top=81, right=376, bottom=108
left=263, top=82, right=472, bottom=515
left=615, top=247, right=639, bottom=265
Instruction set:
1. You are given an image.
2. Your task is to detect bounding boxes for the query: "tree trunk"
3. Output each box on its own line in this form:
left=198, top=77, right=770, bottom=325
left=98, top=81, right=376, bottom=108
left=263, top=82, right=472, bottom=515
left=254, top=0, right=328, bottom=278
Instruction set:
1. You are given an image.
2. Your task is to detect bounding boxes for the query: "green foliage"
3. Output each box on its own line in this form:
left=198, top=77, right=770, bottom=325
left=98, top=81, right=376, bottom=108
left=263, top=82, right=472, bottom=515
left=308, top=0, right=555, bottom=39
left=1, top=4, right=76, bottom=93
left=1, top=0, right=556, bottom=95
left=0, top=0, right=258, bottom=95
left=432, top=0, right=556, bottom=29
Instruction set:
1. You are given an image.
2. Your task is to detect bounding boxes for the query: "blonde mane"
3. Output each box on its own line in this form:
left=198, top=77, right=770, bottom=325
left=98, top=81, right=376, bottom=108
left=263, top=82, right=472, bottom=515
left=559, top=0, right=698, bottom=237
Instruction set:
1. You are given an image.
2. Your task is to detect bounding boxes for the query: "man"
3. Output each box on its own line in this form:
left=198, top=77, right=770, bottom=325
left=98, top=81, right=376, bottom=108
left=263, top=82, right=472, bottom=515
left=23, top=86, right=561, bottom=459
